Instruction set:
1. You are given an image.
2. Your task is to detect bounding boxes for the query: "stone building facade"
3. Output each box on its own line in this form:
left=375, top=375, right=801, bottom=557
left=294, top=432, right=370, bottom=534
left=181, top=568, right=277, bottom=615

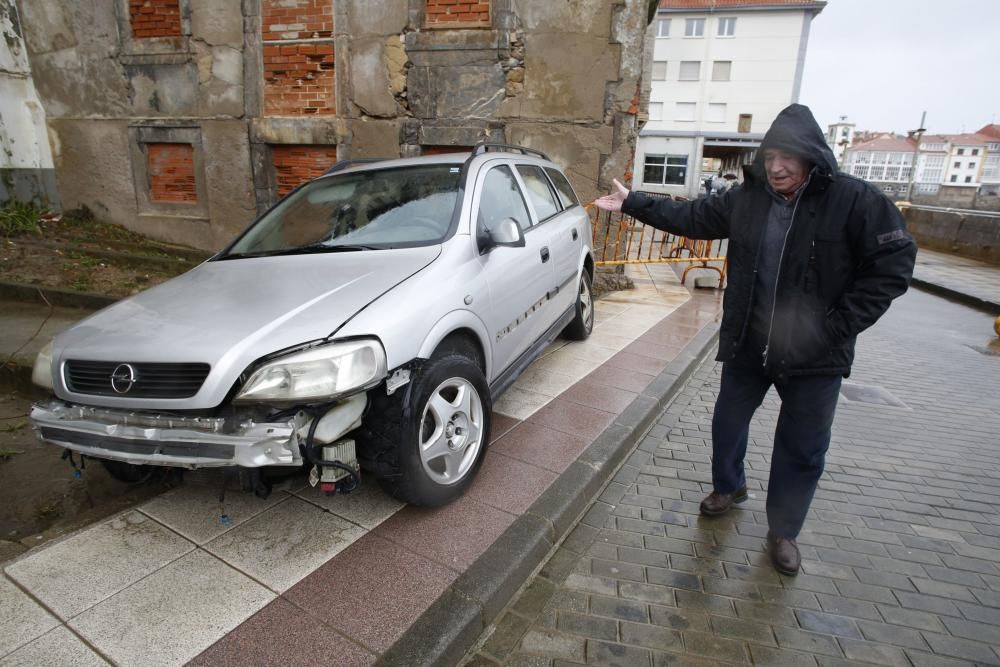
left=17, top=0, right=655, bottom=250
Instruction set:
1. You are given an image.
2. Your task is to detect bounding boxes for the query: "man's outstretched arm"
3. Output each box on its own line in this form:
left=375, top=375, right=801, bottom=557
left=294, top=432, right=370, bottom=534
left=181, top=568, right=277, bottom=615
left=594, top=179, right=732, bottom=240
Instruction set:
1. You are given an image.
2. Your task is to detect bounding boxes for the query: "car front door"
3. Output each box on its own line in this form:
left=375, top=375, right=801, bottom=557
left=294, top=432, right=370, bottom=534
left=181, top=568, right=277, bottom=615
left=474, top=162, right=557, bottom=381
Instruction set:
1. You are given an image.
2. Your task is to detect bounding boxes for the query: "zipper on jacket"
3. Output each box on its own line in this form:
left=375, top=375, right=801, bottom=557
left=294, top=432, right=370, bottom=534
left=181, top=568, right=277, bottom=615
left=762, top=173, right=813, bottom=368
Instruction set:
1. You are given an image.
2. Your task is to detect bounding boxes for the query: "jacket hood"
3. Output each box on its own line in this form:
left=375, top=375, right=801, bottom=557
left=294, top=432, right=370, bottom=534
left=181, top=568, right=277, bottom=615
left=753, top=104, right=839, bottom=177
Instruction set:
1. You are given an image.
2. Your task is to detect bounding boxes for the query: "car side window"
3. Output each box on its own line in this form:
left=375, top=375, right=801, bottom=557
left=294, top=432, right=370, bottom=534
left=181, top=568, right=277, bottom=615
left=516, top=165, right=560, bottom=222
left=478, top=165, right=532, bottom=233
left=544, top=167, right=580, bottom=209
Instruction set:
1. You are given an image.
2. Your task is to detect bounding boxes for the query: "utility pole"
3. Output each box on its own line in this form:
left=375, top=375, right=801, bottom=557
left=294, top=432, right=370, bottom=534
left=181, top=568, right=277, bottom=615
left=905, top=111, right=927, bottom=201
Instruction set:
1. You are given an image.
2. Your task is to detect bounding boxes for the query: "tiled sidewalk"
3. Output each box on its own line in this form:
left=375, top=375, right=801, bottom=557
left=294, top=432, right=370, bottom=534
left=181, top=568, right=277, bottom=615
left=0, top=264, right=723, bottom=666
left=913, top=248, right=1000, bottom=312
left=473, top=288, right=1000, bottom=666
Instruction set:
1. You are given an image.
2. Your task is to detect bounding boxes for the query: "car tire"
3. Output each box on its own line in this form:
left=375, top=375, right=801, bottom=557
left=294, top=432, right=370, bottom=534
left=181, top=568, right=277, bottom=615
left=562, top=270, right=594, bottom=341
left=100, top=459, right=154, bottom=484
left=379, top=353, right=492, bottom=507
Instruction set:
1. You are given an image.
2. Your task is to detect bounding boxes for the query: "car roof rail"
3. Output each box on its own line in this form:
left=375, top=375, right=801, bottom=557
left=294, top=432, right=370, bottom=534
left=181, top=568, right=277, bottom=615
left=323, top=158, right=389, bottom=175
left=470, top=143, right=551, bottom=161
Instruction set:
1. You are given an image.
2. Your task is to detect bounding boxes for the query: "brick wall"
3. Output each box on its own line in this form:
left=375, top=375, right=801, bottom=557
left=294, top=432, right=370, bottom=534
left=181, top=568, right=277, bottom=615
left=272, top=145, right=338, bottom=196
left=262, top=0, right=336, bottom=116
left=425, top=0, right=491, bottom=27
left=129, top=0, right=182, bottom=38
left=147, top=143, right=197, bottom=203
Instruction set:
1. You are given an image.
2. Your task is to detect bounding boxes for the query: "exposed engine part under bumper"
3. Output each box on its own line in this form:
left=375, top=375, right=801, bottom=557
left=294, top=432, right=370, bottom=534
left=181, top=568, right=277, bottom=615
left=30, top=395, right=367, bottom=469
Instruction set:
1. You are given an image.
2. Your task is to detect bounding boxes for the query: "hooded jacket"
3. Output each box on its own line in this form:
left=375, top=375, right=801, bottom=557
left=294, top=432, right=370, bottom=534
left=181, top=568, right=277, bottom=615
left=622, top=104, right=917, bottom=378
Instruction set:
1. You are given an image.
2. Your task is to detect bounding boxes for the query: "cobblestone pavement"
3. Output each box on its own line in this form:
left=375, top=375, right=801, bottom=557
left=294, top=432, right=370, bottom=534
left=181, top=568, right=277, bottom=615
left=914, top=249, right=1000, bottom=310
left=467, top=289, right=1000, bottom=666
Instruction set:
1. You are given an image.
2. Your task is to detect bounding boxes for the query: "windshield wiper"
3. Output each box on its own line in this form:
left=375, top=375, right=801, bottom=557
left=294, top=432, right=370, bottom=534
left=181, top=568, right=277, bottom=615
left=218, top=243, right=380, bottom=260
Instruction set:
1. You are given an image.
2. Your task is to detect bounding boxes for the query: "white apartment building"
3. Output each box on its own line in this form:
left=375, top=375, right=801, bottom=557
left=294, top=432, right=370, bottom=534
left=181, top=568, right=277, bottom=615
left=844, top=130, right=999, bottom=202
left=842, top=135, right=915, bottom=198
left=636, top=0, right=826, bottom=199
left=979, top=124, right=1000, bottom=196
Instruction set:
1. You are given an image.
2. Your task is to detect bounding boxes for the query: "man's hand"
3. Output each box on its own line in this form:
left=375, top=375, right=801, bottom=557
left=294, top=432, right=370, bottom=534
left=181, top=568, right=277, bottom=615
left=594, top=178, right=630, bottom=212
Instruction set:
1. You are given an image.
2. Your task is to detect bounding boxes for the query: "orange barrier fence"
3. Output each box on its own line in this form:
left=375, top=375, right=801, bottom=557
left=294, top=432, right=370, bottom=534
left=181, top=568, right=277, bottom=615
left=585, top=192, right=728, bottom=286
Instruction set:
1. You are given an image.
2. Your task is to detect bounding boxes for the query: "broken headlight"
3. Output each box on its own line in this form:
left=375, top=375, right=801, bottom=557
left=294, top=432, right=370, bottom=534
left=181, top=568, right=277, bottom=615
left=235, top=338, right=387, bottom=403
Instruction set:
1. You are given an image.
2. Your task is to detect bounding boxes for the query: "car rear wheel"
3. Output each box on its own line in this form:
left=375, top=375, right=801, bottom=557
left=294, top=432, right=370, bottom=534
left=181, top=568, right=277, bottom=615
left=379, top=353, right=492, bottom=506
left=562, top=270, right=594, bottom=341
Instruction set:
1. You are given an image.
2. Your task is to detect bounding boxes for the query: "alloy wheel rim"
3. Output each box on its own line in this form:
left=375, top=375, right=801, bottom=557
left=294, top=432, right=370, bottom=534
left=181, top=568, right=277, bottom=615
left=418, top=376, right=484, bottom=485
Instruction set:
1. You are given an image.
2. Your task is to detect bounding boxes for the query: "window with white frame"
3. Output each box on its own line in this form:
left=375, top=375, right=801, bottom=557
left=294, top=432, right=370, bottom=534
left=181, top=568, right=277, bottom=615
left=675, top=102, right=696, bottom=121
left=679, top=61, right=700, bottom=81
left=968, top=162, right=976, bottom=169
left=922, top=142, right=944, bottom=151
left=965, top=176, right=973, bottom=183
left=917, top=183, right=939, bottom=194
left=707, top=103, right=726, bottom=123
left=651, top=61, right=667, bottom=81
left=656, top=18, right=671, bottom=37
left=854, top=151, right=870, bottom=164
left=685, top=18, right=704, bottom=37
left=950, top=175, right=958, bottom=182
left=711, top=61, right=731, bottom=81
left=957, top=148, right=965, bottom=155
left=648, top=102, right=663, bottom=121
left=870, top=164, right=885, bottom=181
left=717, top=17, right=736, bottom=36
left=922, top=154, right=944, bottom=182
left=989, top=143, right=1000, bottom=151
left=643, top=154, right=688, bottom=186
left=954, top=161, right=961, bottom=168
left=972, top=148, right=979, bottom=155
left=984, top=155, right=999, bottom=179
left=853, top=164, right=870, bottom=179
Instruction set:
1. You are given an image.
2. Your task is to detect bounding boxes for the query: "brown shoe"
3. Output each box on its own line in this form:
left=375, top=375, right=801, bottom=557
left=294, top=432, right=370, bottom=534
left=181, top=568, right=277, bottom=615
left=698, top=487, right=748, bottom=516
left=767, top=533, right=801, bottom=576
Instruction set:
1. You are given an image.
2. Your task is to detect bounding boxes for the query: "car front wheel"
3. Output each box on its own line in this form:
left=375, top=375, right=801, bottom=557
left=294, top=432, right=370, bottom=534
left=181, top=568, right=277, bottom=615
left=562, top=270, right=594, bottom=341
left=379, top=353, right=491, bottom=506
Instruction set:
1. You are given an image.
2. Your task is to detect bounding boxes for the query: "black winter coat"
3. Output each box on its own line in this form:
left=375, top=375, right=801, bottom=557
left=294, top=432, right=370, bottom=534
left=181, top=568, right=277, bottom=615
left=623, top=104, right=917, bottom=379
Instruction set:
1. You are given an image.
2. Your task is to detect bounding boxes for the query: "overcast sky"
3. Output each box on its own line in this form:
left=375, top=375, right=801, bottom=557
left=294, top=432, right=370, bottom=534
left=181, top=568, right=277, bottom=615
left=799, top=0, right=1000, bottom=135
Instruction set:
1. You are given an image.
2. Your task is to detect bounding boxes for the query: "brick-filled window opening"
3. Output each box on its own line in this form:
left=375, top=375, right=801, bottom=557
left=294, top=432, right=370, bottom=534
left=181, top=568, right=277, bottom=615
left=129, top=0, right=182, bottom=38
left=425, top=0, right=491, bottom=27
left=272, top=145, right=338, bottom=196
left=262, top=0, right=336, bottom=116
left=147, top=143, right=197, bottom=203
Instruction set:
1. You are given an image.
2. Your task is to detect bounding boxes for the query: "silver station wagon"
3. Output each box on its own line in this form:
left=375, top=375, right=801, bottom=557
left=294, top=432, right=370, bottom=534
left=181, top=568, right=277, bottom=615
left=30, top=144, right=595, bottom=506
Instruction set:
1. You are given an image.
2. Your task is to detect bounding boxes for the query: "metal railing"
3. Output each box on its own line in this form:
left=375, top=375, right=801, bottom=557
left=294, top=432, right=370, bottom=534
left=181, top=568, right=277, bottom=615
left=588, top=192, right=728, bottom=286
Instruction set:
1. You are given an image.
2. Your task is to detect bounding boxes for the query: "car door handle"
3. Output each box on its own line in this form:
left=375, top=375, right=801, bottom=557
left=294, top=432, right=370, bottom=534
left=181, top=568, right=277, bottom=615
left=540, top=247, right=550, bottom=263
left=571, top=228, right=578, bottom=241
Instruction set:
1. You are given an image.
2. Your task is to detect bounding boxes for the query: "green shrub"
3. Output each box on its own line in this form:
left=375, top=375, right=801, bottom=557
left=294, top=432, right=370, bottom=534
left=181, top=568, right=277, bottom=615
left=0, top=200, right=42, bottom=236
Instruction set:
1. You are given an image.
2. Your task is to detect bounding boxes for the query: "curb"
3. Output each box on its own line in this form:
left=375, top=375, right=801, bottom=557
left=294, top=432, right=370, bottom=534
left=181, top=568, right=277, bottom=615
left=910, top=278, right=1000, bottom=316
left=377, top=319, right=722, bottom=667
left=0, top=281, right=118, bottom=310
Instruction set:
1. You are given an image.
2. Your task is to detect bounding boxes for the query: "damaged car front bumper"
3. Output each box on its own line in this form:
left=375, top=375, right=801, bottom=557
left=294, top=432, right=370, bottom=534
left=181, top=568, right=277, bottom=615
left=30, top=394, right=367, bottom=469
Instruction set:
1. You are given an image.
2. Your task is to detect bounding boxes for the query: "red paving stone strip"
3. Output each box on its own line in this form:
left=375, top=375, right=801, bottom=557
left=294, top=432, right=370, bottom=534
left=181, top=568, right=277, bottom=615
left=186, top=295, right=723, bottom=666
left=188, top=598, right=376, bottom=666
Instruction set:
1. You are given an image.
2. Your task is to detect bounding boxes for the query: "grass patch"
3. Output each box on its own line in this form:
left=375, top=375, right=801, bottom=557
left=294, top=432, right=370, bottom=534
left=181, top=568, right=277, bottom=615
left=0, top=200, right=43, bottom=236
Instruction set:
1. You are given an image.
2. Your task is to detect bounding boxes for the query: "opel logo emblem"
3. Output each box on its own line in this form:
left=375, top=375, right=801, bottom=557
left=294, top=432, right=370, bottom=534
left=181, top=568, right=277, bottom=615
left=111, top=364, right=137, bottom=394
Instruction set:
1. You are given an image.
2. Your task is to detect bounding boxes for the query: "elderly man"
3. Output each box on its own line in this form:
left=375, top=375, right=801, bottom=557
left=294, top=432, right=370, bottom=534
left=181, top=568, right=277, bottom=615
left=595, top=104, right=916, bottom=575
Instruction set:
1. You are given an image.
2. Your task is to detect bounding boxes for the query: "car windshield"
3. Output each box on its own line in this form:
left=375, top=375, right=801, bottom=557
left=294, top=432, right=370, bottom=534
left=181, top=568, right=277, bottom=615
left=221, top=164, right=462, bottom=258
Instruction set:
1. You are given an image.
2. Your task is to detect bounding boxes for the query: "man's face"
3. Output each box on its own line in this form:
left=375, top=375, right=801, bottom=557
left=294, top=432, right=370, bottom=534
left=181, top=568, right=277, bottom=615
left=764, top=149, right=809, bottom=196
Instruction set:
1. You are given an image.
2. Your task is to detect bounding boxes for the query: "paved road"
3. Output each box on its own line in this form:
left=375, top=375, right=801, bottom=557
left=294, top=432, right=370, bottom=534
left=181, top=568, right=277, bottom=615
left=468, top=288, right=1000, bottom=666
left=914, top=249, right=1000, bottom=311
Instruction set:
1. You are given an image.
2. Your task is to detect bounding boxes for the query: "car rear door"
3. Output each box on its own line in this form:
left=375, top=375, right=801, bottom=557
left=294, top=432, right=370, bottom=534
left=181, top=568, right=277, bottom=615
left=514, top=164, right=580, bottom=317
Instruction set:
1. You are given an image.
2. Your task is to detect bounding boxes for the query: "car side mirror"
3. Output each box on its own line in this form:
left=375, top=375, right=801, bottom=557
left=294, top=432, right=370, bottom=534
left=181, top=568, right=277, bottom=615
left=479, top=217, right=525, bottom=253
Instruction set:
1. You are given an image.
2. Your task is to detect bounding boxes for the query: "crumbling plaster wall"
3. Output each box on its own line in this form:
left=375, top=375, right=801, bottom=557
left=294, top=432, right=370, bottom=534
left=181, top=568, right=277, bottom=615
left=20, top=0, right=653, bottom=249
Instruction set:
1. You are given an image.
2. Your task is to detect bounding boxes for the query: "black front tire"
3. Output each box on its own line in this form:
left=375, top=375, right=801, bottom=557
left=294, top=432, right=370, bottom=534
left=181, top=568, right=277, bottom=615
left=562, top=270, right=594, bottom=341
left=378, top=353, right=492, bottom=507
left=100, top=459, right=154, bottom=484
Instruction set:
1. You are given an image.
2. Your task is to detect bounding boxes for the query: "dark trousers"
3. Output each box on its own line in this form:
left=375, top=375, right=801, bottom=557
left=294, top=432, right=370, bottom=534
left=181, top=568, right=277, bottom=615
left=710, top=352, right=842, bottom=539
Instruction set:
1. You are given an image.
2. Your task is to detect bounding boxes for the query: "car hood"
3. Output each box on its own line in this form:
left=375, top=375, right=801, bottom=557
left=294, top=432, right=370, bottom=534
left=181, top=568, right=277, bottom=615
left=52, top=246, right=440, bottom=408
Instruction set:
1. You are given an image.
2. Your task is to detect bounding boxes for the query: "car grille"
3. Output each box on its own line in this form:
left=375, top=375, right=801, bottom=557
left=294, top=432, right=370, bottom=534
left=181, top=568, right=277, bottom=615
left=64, top=361, right=211, bottom=399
